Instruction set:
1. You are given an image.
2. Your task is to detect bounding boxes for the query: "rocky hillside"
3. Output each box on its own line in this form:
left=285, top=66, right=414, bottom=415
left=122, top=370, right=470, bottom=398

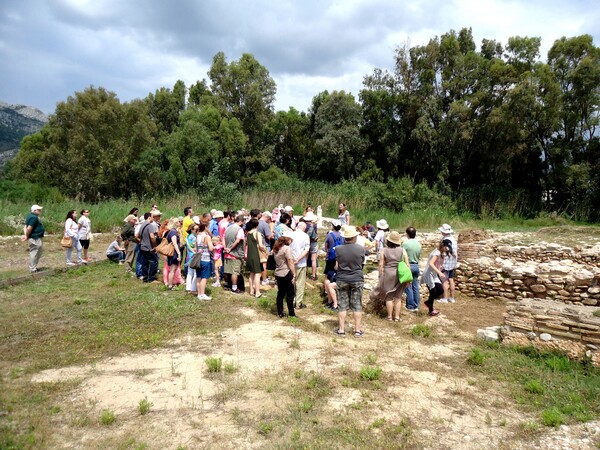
left=0, top=101, right=48, bottom=166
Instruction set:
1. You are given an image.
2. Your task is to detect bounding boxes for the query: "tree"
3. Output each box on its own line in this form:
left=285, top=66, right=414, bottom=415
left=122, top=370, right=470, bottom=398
left=208, top=52, right=276, bottom=149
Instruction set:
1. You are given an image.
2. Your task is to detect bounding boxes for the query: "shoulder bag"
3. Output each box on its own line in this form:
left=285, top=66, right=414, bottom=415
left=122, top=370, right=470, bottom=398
left=61, top=235, right=72, bottom=248
left=155, top=238, right=175, bottom=257
left=398, top=261, right=413, bottom=284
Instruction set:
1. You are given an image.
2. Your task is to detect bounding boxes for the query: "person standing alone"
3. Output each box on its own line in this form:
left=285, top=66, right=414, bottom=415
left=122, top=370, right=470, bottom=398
left=22, top=204, right=45, bottom=273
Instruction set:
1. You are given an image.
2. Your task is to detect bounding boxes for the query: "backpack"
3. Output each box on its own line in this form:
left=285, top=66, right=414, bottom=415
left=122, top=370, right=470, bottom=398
left=327, top=233, right=344, bottom=261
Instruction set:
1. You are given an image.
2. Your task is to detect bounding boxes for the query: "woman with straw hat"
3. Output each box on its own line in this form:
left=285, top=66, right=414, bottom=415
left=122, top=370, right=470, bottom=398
left=370, top=231, right=410, bottom=321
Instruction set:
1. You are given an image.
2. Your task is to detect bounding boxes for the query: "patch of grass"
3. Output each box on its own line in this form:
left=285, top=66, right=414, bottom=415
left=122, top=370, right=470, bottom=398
left=100, top=408, right=116, bottom=425
left=541, top=407, right=565, bottom=427
left=411, top=324, right=432, bottom=338
left=205, top=356, right=223, bottom=373
left=362, top=353, right=377, bottom=365
left=223, top=362, right=237, bottom=374
left=258, top=421, right=275, bottom=436
left=467, top=348, right=486, bottom=366
left=593, top=309, right=600, bottom=317
left=290, top=337, right=300, bottom=350
left=523, top=379, right=544, bottom=395
left=360, top=366, right=382, bottom=382
left=138, top=397, right=152, bottom=415
left=471, top=344, right=600, bottom=427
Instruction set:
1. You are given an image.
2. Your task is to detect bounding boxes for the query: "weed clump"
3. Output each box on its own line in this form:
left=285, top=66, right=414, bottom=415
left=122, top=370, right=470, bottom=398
left=205, top=356, right=223, bottom=373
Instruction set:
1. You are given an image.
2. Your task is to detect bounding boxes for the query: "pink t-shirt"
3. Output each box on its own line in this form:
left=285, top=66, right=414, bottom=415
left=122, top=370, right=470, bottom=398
left=213, top=244, right=223, bottom=261
left=218, top=219, right=229, bottom=244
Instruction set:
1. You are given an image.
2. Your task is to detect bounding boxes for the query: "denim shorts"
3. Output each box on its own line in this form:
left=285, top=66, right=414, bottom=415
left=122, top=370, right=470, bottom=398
left=336, top=280, right=364, bottom=312
left=196, top=260, right=212, bottom=279
left=443, top=269, right=455, bottom=279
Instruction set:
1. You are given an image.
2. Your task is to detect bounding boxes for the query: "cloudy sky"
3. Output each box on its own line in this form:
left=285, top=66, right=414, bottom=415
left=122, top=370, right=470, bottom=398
left=1, top=0, right=598, bottom=115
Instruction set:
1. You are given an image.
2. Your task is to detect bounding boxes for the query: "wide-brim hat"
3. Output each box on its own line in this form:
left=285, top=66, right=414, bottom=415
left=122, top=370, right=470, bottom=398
left=151, top=210, right=162, bottom=217
left=386, top=230, right=402, bottom=246
left=438, top=223, right=454, bottom=234
left=214, top=210, right=224, bottom=219
left=124, top=214, right=137, bottom=222
left=376, top=219, right=389, bottom=229
left=284, top=205, right=294, bottom=212
left=192, top=215, right=200, bottom=224
left=341, top=225, right=360, bottom=239
left=303, top=211, right=317, bottom=222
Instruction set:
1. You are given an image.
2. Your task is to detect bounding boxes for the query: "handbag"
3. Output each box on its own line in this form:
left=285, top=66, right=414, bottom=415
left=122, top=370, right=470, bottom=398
left=398, top=261, right=413, bottom=284
left=266, top=254, right=276, bottom=271
left=155, top=239, right=175, bottom=257
left=61, top=236, right=72, bottom=248
left=189, top=252, right=203, bottom=270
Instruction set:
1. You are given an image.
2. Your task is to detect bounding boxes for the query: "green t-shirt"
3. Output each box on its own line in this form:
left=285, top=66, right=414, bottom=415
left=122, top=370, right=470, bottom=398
left=25, top=213, right=45, bottom=239
left=402, top=239, right=421, bottom=264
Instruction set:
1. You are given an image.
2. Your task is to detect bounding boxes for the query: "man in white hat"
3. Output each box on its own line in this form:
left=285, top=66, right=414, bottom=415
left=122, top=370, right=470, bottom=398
left=303, top=211, right=319, bottom=280
left=334, top=225, right=365, bottom=337
left=438, top=223, right=457, bottom=303
left=22, top=204, right=45, bottom=272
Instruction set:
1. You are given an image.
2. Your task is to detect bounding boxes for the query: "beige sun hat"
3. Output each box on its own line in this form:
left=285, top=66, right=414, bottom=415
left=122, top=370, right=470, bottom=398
left=386, top=231, right=403, bottom=246
left=341, top=225, right=360, bottom=239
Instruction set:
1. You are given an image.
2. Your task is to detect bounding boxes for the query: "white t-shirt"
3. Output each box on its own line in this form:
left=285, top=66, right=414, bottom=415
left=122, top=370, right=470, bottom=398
left=78, top=216, right=91, bottom=239
left=290, top=229, right=310, bottom=268
left=338, top=210, right=350, bottom=226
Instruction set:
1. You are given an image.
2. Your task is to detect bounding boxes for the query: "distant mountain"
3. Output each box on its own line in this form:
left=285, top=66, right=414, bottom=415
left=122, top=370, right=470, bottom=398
left=0, top=101, right=48, bottom=166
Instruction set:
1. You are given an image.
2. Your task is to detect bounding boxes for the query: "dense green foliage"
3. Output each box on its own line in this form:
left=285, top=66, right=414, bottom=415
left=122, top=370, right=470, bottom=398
left=5, top=30, right=600, bottom=220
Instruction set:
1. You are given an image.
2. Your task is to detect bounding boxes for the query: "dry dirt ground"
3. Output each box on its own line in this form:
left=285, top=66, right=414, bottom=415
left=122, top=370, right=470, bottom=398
left=2, top=231, right=600, bottom=449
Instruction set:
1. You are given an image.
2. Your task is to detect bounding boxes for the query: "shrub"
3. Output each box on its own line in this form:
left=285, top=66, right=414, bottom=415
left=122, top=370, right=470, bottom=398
left=541, top=407, right=564, bottom=427
left=100, top=409, right=116, bottom=425
left=467, top=348, right=486, bottom=366
left=523, top=379, right=544, bottom=395
left=360, top=366, right=382, bottom=381
left=138, top=397, right=152, bottom=415
left=412, top=324, right=432, bottom=338
left=205, top=356, right=222, bottom=373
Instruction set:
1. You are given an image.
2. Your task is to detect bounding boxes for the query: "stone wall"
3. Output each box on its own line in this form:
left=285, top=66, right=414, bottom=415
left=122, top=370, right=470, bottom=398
left=502, top=299, right=600, bottom=366
left=457, top=241, right=600, bottom=306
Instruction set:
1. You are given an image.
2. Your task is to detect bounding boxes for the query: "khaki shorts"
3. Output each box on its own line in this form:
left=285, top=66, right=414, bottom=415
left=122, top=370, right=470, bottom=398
left=224, top=258, right=243, bottom=275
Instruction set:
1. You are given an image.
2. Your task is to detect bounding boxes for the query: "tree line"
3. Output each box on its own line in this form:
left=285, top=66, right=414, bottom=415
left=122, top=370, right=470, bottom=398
left=5, top=29, right=600, bottom=220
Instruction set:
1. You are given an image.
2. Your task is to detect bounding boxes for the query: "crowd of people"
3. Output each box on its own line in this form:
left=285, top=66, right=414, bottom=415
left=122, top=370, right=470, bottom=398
left=21, top=202, right=459, bottom=337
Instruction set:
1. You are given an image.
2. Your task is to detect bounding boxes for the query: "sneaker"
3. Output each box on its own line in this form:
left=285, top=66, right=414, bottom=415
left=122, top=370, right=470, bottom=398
left=197, top=294, right=212, bottom=300
left=66, top=262, right=77, bottom=266
left=211, top=281, right=220, bottom=288
left=407, top=307, right=418, bottom=312
left=297, top=303, right=307, bottom=309
left=331, top=306, right=339, bottom=312
left=30, top=268, right=40, bottom=273
left=448, top=297, right=455, bottom=303
left=354, top=330, right=364, bottom=337
left=231, top=288, right=243, bottom=295
left=429, top=310, right=440, bottom=316
left=438, top=298, right=448, bottom=303
left=261, top=280, right=269, bottom=286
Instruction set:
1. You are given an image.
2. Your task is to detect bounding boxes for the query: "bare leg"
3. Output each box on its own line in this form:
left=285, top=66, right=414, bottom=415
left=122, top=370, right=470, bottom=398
left=386, top=300, right=394, bottom=319
left=338, top=310, right=346, bottom=332
left=353, top=311, right=363, bottom=332
left=393, top=298, right=402, bottom=320
left=168, top=264, right=177, bottom=287
left=197, top=277, right=208, bottom=296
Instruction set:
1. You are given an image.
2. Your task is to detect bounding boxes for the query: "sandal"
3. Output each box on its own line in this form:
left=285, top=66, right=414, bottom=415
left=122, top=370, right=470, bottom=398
left=429, top=310, right=440, bottom=317
left=393, top=317, right=400, bottom=322
left=334, top=329, right=346, bottom=336
left=354, top=330, right=364, bottom=337
left=255, top=293, right=263, bottom=299
left=386, top=317, right=393, bottom=321
left=310, top=275, right=318, bottom=281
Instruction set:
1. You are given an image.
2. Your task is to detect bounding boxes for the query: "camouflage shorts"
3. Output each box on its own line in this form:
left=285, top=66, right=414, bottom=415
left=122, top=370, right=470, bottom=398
left=336, top=280, right=364, bottom=312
